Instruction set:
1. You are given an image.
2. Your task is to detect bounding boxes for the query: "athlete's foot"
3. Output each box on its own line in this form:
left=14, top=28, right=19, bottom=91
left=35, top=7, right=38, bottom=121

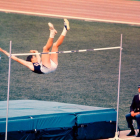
left=48, top=22, right=57, bottom=34
left=64, top=19, right=70, bottom=31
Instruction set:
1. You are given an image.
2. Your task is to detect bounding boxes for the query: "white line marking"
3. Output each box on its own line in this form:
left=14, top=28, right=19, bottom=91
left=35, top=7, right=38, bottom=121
left=0, top=9, right=140, bottom=26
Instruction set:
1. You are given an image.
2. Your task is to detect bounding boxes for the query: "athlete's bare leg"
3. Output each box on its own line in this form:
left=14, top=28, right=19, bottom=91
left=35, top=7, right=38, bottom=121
left=41, top=23, right=57, bottom=68
left=50, top=19, right=70, bottom=65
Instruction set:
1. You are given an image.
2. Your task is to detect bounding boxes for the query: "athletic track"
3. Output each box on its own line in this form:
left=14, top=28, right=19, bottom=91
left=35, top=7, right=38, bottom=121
left=0, top=0, right=140, bottom=26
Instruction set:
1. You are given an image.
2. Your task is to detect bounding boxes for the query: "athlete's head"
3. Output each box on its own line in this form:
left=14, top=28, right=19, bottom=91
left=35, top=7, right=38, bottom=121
left=26, top=55, right=38, bottom=63
left=26, top=55, right=33, bottom=62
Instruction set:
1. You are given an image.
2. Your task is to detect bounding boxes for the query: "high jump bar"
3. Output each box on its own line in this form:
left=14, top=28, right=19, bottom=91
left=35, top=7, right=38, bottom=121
left=12, top=46, right=121, bottom=56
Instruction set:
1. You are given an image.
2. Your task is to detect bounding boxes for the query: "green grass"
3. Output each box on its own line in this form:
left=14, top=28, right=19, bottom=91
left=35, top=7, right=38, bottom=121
left=0, top=12, right=140, bottom=130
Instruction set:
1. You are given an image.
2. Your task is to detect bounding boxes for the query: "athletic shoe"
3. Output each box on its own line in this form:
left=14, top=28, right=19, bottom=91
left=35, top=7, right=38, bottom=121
left=48, top=22, right=57, bottom=34
left=64, top=19, right=70, bottom=30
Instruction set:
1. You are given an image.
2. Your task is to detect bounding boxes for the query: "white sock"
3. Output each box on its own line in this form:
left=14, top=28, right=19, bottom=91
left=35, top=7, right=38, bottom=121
left=50, top=30, right=56, bottom=38
left=61, top=27, right=67, bottom=36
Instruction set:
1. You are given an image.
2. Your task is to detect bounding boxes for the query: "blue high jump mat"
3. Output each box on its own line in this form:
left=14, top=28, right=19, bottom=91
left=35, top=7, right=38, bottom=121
left=0, top=100, right=116, bottom=140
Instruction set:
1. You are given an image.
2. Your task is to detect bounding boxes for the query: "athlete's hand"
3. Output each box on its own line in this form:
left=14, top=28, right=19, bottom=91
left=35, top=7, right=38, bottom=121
left=30, top=50, right=38, bottom=53
left=0, top=48, right=3, bottom=52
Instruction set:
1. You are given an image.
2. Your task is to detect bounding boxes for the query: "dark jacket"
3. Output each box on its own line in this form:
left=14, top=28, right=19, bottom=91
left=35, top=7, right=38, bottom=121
left=130, top=94, right=140, bottom=112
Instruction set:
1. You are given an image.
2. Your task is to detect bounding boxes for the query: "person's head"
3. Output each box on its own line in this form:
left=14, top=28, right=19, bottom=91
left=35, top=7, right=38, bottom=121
left=26, top=55, right=38, bottom=63
left=138, top=85, right=140, bottom=93
left=26, top=55, right=33, bottom=62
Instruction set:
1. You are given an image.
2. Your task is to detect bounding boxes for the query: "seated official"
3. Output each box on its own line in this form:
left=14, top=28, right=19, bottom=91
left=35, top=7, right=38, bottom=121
left=126, top=85, right=140, bottom=137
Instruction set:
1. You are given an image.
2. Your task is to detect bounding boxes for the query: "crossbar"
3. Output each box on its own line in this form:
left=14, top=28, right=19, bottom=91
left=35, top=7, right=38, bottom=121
left=11, top=46, right=121, bottom=56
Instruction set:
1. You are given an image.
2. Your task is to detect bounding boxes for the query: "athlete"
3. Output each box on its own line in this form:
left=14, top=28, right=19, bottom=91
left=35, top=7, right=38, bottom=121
left=0, top=19, right=70, bottom=74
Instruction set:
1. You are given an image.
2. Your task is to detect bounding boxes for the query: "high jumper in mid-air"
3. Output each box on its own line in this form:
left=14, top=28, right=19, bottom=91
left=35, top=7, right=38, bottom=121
left=0, top=19, right=70, bottom=74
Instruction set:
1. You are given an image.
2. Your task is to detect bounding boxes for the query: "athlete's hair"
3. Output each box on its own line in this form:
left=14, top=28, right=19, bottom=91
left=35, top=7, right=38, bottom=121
left=26, top=55, right=33, bottom=62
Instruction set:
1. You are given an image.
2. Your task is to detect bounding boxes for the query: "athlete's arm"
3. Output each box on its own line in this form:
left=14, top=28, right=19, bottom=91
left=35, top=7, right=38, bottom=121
left=0, top=48, right=34, bottom=71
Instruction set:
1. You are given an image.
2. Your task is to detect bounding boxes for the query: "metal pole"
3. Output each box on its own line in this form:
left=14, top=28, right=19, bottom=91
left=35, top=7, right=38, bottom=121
left=11, top=46, right=121, bottom=56
left=116, top=34, right=122, bottom=133
left=109, top=35, right=123, bottom=140
left=5, top=41, right=12, bottom=140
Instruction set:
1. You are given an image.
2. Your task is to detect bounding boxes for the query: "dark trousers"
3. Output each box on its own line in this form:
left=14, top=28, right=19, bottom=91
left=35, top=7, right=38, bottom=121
left=126, top=113, right=140, bottom=129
